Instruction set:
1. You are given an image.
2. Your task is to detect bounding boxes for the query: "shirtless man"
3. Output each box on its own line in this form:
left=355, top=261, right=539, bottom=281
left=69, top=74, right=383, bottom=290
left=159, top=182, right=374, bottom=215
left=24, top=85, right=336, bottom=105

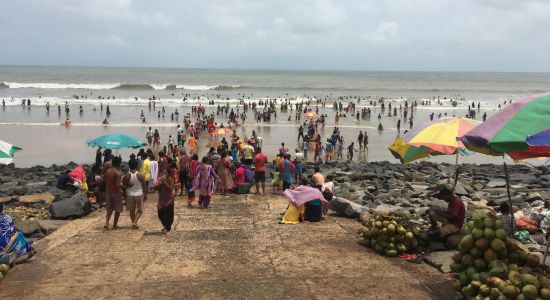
left=104, top=156, right=123, bottom=230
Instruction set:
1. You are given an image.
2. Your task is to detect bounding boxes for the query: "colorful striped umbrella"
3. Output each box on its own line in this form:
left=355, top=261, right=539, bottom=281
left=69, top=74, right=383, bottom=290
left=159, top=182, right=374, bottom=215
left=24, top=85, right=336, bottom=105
left=402, top=117, right=481, bottom=154
left=0, top=140, right=22, bottom=165
left=388, top=138, right=475, bottom=163
left=388, top=139, right=430, bottom=163
left=459, top=92, right=550, bottom=160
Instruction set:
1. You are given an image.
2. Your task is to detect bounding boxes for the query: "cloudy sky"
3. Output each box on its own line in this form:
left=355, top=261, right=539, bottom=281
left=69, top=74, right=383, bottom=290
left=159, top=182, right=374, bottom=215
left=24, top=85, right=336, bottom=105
left=1, top=0, right=549, bottom=71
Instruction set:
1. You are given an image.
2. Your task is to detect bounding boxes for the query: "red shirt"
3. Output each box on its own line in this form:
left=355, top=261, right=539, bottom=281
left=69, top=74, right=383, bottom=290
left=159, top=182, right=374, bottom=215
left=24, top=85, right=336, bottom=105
left=447, top=196, right=465, bottom=229
left=253, top=153, right=268, bottom=172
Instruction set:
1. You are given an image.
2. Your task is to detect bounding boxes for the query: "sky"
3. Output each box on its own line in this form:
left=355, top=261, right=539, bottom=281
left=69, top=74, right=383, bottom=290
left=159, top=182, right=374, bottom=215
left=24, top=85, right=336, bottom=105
left=1, top=0, right=549, bottom=72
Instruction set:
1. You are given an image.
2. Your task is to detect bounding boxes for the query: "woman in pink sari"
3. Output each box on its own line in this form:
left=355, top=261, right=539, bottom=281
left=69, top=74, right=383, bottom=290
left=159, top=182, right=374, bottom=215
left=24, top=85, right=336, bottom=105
left=215, top=150, right=235, bottom=194
left=191, top=157, right=219, bottom=208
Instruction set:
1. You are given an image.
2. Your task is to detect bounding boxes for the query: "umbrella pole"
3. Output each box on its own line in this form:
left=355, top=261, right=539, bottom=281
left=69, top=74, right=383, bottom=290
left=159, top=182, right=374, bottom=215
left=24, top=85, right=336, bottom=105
left=503, top=162, right=515, bottom=234
left=452, top=151, right=459, bottom=193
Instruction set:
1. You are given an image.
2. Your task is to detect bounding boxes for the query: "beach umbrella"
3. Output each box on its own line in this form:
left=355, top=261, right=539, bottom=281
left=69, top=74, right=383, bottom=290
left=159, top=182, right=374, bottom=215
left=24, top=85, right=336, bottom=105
left=0, top=140, right=22, bottom=165
left=211, top=128, right=233, bottom=135
left=86, top=133, right=146, bottom=150
left=388, top=138, right=474, bottom=164
left=304, top=112, right=318, bottom=119
left=527, top=129, right=550, bottom=154
left=403, top=117, right=481, bottom=154
left=459, top=92, right=550, bottom=160
left=388, top=139, right=431, bottom=163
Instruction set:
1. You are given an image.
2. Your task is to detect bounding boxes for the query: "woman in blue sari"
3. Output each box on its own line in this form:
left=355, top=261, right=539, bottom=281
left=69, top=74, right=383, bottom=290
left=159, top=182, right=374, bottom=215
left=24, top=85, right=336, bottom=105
left=0, top=204, right=35, bottom=264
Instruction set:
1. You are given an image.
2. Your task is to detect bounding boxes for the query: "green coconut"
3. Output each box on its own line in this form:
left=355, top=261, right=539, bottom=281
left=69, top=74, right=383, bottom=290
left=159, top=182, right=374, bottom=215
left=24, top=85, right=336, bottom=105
left=490, top=238, right=506, bottom=252
left=472, top=228, right=484, bottom=239
left=458, top=235, right=475, bottom=253
left=473, top=210, right=486, bottom=220
left=470, top=247, right=483, bottom=259
left=450, top=262, right=465, bottom=273
left=460, top=253, right=473, bottom=266
left=521, top=274, right=540, bottom=289
left=466, top=266, right=477, bottom=279
left=460, top=271, right=470, bottom=286
left=540, top=288, right=550, bottom=300
left=484, top=217, right=496, bottom=229
left=494, top=228, right=507, bottom=240
left=508, top=270, right=522, bottom=286
left=495, top=219, right=503, bottom=229
left=483, top=227, right=495, bottom=240
left=474, top=258, right=487, bottom=271
left=521, top=284, right=538, bottom=300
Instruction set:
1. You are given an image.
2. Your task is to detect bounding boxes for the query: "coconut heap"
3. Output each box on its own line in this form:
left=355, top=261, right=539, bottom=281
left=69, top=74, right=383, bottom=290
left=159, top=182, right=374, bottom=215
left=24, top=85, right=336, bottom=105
left=0, top=263, right=9, bottom=281
left=452, top=210, right=550, bottom=300
left=357, top=211, right=429, bottom=257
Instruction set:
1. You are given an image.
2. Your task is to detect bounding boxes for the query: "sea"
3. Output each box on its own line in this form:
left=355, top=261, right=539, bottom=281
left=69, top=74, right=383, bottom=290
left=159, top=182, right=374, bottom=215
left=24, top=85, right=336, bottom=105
left=1, top=65, right=549, bottom=167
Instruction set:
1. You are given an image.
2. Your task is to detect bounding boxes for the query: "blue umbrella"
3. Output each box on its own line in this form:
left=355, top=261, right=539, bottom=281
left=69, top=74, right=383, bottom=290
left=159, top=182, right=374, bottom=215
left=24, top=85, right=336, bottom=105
left=86, top=134, right=146, bottom=150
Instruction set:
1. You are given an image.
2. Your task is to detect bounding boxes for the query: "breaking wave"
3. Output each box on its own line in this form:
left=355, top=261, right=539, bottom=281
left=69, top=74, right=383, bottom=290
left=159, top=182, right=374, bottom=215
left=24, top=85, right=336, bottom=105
left=1, top=82, right=241, bottom=91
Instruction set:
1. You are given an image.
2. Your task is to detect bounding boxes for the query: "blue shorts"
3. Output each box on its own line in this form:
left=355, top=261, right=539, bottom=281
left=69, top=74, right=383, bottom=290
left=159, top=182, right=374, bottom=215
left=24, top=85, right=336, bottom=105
left=295, top=163, right=303, bottom=174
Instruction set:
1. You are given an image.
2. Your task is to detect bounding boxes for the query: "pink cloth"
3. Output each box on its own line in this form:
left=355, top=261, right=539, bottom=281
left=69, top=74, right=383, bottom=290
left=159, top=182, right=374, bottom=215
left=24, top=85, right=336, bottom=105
left=283, top=185, right=330, bottom=215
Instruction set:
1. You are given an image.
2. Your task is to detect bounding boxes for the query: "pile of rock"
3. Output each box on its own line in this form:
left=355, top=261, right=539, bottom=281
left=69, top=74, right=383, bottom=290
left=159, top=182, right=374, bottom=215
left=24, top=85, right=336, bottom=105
left=0, top=162, right=95, bottom=240
left=310, top=161, right=550, bottom=222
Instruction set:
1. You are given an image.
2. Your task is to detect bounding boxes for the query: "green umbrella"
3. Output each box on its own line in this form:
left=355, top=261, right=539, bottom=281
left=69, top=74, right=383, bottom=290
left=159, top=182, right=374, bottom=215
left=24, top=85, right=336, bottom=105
left=0, top=140, right=22, bottom=165
left=86, top=133, right=146, bottom=150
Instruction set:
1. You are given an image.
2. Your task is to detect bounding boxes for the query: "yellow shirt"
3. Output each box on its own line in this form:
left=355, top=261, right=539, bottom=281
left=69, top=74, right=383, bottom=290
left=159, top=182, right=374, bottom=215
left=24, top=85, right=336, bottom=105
left=140, top=158, right=151, bottom=181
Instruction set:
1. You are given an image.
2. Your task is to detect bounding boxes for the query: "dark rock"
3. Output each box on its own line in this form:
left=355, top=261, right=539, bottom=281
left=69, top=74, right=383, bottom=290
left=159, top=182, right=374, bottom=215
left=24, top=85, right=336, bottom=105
left=329, top=197, right=370, bottom=219
left=486, top=179, right=506, bottom=188
left=49, top=192, right=92, bottom=219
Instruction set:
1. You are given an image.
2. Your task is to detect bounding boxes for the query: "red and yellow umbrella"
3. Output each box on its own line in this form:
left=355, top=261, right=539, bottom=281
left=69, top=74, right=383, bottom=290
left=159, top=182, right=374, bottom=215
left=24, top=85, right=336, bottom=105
left=304, top=112, right=318, bottom=119
left=211, top=128, right=233, bottom=135
left=403, top=117, right=480, bottom=154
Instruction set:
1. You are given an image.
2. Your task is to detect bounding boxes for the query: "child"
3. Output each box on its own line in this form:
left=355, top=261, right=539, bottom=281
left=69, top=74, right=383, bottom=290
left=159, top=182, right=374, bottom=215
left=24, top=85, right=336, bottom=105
left=271, top=168, right=282, bottom=193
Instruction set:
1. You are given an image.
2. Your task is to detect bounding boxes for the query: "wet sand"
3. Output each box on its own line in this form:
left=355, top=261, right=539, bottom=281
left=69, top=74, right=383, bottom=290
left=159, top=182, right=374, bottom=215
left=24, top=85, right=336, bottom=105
left=0, top=103, right=514, bottom=167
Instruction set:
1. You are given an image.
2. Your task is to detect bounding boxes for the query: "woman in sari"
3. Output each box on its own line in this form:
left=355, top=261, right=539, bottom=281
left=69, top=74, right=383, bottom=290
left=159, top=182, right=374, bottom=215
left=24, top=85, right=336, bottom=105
left=1, top=204, right=35, bottom=263
left=215, top=150, right=235, bottom=194
left=191, top=157, right=219, bottom=209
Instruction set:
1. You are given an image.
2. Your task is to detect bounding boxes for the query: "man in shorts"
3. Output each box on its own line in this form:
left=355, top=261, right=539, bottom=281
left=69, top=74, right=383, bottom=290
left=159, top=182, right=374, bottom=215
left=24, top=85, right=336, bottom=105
left=253, top=147, right=268, bottom=195
left=122, top=158, right=147, bottom=229
left=105, top=156, right=123, bottom=230
left=293, top=148, right=304, bottom=184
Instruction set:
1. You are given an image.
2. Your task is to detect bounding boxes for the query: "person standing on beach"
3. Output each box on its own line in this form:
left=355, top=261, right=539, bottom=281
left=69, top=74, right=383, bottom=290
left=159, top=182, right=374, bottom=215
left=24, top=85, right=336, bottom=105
left=357, top=131, right=364, bottom=152
left=293, top=148, right=303, bottom=184
left=279, top=154, right=295, bottom=191
left=104, top=156, right=123, bottom=230
left=253, top=147, right=268, bottom=195
left=363, top=132, right=369, bottom=155
left=336, top=139, right=344, bottom=160
left=188, top=134, right=196, bottom=155
left=297, top=125, right=304, bottom=141
left=155, top=166, right=174, bottom=234
left=146, top=127, right=153, bottom=147
left=122, top=158, right=147, bottom=229
left=95, top=147, right=102, bottom=167
left=139, top=153, right=151, bottom=193
left=191, top=157, right=219, bottom=209
left=347, top=142, right=355, bottom=161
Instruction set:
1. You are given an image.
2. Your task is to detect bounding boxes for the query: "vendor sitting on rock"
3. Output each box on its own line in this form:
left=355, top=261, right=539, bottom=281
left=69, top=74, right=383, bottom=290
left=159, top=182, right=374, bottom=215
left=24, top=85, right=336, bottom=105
left=428, top=184, right=465, bottom=240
